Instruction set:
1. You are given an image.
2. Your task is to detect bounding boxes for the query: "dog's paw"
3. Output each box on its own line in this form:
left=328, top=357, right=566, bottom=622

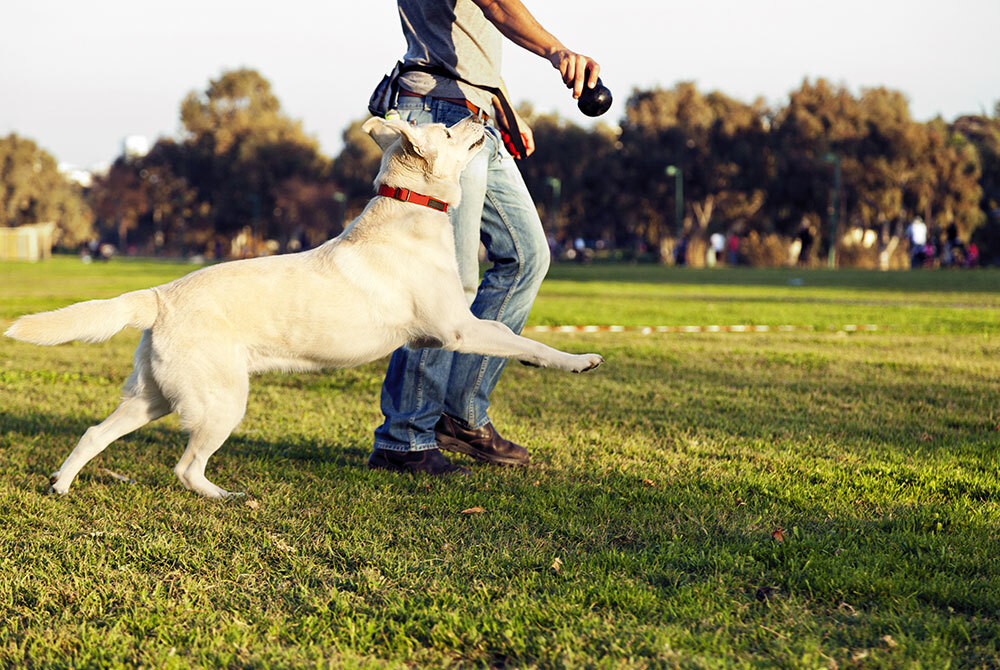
left=48, top=471, right=69, bottom=495
left=571, top=353, right=604, bottom=373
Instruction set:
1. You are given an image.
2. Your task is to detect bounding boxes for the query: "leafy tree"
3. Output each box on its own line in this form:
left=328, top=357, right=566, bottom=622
left=616, top=83, right=771, bottom=254
left=179, top=68, right=332, bottom=241
left=80, top=70, right=998, bottom=266
left=88, top=69, right=339, bottom=254
left=768, top=79, right=866, bottom=239
left=332, top=118, right=384, bottom=217
left=89, top=158, right=149, bottom=250
left=769, top=79, right=982, bottom=259
left=272, top=176, right=342, bottom=248
left=953, top=108, right=1000, bottom=262
left=0, top=133, right=94, bottom=246
left=140, top=140, right=204, bottom=254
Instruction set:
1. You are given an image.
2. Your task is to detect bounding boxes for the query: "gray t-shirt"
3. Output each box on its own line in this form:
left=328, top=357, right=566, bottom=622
left=396, top=0, right=502, bottom=113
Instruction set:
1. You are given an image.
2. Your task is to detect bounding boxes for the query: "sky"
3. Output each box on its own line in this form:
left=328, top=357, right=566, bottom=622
left=2, top=0, right=998, bottom=171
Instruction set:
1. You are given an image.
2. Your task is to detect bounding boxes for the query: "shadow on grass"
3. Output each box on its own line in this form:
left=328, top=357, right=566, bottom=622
left=0, top=408, right=371, bottom=483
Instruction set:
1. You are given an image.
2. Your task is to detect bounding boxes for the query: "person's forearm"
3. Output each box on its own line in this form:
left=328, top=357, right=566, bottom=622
left=473, top=0, right=601, bottom=97
left=471, top=0, right=564, bottom=58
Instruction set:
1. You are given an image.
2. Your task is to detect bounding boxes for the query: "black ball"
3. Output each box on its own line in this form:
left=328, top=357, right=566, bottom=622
left=577, top=77, right=613, bottom=117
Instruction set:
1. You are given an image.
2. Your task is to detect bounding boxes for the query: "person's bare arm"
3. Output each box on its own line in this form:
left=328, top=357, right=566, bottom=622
left=471, top=0, right=600, bottom=98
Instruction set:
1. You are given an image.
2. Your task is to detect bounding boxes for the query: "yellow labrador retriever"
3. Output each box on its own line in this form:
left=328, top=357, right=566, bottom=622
left=5, top=116, right=602, bottom=498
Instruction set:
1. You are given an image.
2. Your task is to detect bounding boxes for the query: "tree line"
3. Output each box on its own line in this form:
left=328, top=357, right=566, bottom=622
left=2, top=68, right=998, bottom=266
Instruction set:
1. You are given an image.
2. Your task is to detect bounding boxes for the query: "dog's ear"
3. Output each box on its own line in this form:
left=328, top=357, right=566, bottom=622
left=362, top=117, right=431, bottom=158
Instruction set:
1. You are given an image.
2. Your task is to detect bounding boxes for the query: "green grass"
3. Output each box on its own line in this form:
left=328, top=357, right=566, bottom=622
left=1, top=256, right=999, bottom=668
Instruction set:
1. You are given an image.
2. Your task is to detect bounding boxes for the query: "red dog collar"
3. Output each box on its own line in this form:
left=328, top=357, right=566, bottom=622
left=377, top=184, right=449, bottom=212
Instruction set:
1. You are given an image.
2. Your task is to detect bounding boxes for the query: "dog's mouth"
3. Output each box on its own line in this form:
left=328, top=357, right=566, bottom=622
left=469, top=134, right=485, bottom=151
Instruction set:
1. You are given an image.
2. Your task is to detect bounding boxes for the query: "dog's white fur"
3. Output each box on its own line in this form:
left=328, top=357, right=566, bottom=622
left=5, top=116, right=603, bottom=498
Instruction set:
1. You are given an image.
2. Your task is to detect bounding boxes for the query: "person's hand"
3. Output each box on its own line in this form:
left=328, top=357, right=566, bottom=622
left=511, top=109, right=535, bottom=157
left=496, top=106, right=535, bottom=158
left=546, top=48, right=600, bottom=99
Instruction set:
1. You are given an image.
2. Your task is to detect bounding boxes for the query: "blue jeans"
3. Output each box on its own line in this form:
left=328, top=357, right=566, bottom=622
left=372, top=96, right=550, bottom=452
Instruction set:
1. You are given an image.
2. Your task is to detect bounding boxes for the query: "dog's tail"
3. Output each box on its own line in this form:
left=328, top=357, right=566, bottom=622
left=4, top=289, right=159, bottom=346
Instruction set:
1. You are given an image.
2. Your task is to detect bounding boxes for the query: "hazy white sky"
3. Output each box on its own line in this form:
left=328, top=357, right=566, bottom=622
left=3, top=0, right=998, bottom=170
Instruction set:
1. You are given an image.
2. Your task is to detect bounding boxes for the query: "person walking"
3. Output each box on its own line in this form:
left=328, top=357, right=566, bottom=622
left=905, top=216, right=928, bottom=269
left=367, top=0, right=602, bottom=475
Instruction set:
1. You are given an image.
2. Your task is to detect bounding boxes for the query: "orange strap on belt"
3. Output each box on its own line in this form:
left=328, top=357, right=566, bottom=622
left=398, top=90, right=490, bottom=122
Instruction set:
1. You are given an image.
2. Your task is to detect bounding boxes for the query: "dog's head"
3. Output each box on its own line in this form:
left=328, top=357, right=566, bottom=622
left=362, top=116, right=486, bottom=205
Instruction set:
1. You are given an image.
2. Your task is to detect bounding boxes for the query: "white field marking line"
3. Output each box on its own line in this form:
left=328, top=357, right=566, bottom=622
left=523, top=324, right=888, bottom=334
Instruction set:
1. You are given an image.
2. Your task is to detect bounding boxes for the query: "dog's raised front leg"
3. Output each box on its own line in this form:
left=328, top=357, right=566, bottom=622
left=443, top=319, right=603, bottom=373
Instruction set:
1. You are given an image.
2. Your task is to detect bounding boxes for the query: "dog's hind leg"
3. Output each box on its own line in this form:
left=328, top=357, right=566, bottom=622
left=49, top=392, right=170, bottom=495
left=50, top=332, right=170, bottom=495
left=172, top=379, right=249, bottom=499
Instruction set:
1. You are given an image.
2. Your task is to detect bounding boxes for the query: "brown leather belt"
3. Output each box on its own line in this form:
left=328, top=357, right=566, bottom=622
left=398, top=89, right=490, bottom=122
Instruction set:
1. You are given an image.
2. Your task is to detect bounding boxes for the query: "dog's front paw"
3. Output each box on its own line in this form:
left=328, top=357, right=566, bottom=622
left=571, top=353, right=604, bottom=373
left=48, top=471, right=69, bottom=495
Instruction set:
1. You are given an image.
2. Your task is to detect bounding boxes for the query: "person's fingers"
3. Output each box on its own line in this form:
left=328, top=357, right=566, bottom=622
left=572, top=55, right=588, bottom=97
left=554, top=50, right=601, bottom=96
left=563, top=56, right=576, bottom=91
left=522, top=129, right=535, bottom=156
left=587, top=59, right=601, bottom=88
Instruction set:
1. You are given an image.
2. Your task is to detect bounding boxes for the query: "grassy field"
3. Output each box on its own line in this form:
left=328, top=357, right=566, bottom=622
left=1, top=256, right=999, bottom=668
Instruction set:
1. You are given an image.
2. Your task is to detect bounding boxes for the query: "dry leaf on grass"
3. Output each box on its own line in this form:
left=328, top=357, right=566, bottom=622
left=771, top=527, right=785, bottom=543
left=551, top=557, right=563, bottom=573
left=882, top=634, right=898, bottom=648
left=461, top=506, right=486, bottom=514
left=267, top=533, right=296, bottom=553
left=838, top=602, right=858, bottom=617
left=71, top=531, right=106, bottom=540
left=641, top=478, right=656, bottom=488
left=244, top=500, right=260, bottom=510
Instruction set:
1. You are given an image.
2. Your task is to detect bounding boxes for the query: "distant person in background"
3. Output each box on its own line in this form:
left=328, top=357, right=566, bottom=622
left=923, top=238, right=936, bottom=267
left=966, top=242, right=980, bottom=268
left=674, top=234, right=689, bottom=266
left=708, top=231, right=725, bottom=267
left=727, top=230, right=741, bottom=265
left=944, top=223, right=965, bottom=267
left=796, top=219, right=814, bottom=266
left=905, top=216, right=927, bottom=269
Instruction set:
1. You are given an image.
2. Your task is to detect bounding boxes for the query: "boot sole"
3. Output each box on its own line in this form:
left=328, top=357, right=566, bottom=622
left=368, top=455, right=469, bottom=476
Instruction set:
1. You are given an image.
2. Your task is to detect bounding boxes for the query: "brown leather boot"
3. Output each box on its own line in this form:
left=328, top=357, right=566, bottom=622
left=435, top=414, right=531, bottom=466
